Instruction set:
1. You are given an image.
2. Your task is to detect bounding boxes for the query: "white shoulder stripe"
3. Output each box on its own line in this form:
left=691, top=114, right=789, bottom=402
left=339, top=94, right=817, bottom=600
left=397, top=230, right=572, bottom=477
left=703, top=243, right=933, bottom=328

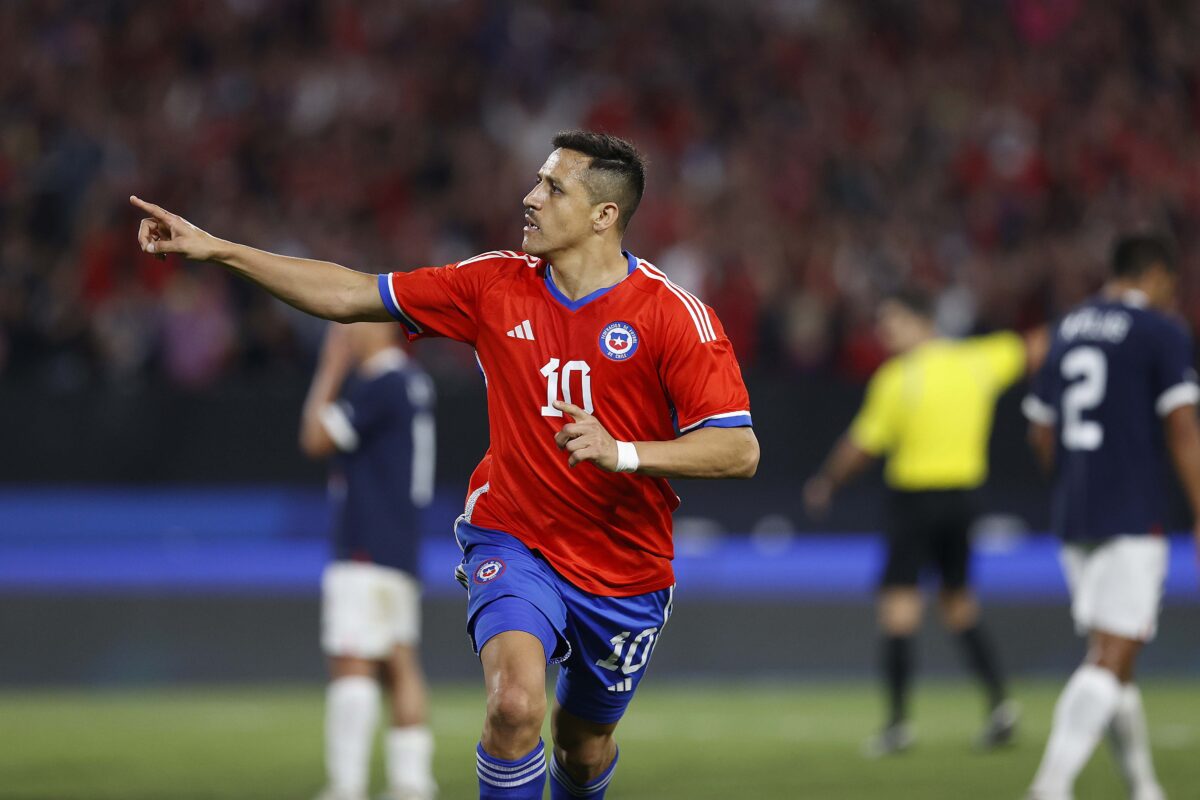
left=635, top=262, right=715, bottom=342
left=640, top=260, right=716, bottom=341
left=454, top=250, right=541, bottom=270
left=455, top=250, right=511, bottom=269
left=639, top=260, right=716, bottom=341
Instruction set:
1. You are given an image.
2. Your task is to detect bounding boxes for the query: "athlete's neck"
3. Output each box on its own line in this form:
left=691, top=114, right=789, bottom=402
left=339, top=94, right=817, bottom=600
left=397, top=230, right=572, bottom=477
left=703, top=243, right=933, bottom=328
left=545, top=245, right=630, bottom=301
left=1102, top=281, right=1149, bottom=308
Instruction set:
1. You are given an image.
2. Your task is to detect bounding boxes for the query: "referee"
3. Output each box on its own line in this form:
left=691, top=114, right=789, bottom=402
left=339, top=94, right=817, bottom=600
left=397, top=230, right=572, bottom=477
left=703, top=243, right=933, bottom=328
left=804, top=288, right=1043, bottom=758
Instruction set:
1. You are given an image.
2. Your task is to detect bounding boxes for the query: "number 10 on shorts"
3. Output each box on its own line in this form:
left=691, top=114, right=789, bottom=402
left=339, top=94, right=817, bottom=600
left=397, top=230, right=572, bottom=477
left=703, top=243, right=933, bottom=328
left=595, top=627, right=658, bottom=675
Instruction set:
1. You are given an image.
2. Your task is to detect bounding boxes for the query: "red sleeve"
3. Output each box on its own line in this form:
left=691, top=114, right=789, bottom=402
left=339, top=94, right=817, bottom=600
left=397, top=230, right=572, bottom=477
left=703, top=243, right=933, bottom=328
left=658, top=301, right=754, bottom=434
left=377, top=252, right=503, bottom=343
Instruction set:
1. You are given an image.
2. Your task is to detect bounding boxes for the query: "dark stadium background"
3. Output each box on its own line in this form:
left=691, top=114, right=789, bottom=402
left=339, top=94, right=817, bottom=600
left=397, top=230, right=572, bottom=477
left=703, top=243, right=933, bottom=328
left=1, top=2, right=1198, bottom=798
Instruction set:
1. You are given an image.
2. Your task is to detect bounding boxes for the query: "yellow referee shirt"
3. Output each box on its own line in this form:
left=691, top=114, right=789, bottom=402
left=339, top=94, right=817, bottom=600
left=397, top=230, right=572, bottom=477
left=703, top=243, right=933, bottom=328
left=849, top=332, right=1026, bottom=491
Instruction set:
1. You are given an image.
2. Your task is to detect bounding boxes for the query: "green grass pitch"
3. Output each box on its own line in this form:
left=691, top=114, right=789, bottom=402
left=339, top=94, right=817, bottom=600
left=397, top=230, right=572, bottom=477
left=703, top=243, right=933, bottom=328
left=1, top=680, right=1196, bottom=799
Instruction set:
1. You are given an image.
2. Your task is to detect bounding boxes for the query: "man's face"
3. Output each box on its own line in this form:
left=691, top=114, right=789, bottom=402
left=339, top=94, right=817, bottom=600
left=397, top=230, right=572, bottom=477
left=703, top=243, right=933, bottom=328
left=876, top=300, right=929, bottom=354
left=1144, top=265, right=1178, bottom=311
left=521, top=149, right=601, bottom=257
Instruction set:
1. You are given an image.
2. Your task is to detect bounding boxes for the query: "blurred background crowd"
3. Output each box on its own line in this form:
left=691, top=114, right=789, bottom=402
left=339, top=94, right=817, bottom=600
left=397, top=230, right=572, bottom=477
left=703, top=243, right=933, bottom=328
left=4, top=0, right=1200, bottom=390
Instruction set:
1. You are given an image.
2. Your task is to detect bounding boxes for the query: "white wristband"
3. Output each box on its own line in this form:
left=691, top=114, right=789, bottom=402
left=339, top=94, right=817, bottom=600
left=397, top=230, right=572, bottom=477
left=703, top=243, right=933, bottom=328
left=615, top=441, right=640, bottom=473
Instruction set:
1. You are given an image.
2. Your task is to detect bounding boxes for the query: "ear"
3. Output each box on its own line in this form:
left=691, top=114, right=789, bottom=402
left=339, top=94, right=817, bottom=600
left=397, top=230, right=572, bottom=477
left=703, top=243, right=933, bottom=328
left=592, top=201, right=621, bottom=234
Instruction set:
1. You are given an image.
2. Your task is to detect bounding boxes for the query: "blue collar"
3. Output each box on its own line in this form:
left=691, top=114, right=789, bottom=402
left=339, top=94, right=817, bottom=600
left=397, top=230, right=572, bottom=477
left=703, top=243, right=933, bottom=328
left=544, top=251, right=638, bottom=311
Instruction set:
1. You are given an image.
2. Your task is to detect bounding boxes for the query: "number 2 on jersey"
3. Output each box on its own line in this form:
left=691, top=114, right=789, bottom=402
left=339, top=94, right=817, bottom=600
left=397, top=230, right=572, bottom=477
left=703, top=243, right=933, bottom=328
left=541, top=358, right=594, bottom=417
left=1061, top=346, right=1106, bottom=451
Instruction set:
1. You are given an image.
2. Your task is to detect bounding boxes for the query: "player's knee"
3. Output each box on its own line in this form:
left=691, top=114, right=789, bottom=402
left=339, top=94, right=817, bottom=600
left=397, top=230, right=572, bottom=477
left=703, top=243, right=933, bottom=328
left=937, top=590, right=978, bottom=631
left=878, top=588, right=922, bottom=633
left=486, top=683, right=547, bottom=736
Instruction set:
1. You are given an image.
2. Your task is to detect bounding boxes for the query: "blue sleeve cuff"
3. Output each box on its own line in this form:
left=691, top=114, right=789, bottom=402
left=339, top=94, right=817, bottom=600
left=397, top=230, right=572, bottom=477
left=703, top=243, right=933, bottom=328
left=377, top=273, right=421, bottom=334
left=680, top=412, right=753, bottom=434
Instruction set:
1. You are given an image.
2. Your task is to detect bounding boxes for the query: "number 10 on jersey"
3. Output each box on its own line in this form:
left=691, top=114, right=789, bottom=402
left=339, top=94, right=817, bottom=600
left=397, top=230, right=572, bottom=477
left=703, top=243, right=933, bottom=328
left=541, top=358, right=595, bottom=416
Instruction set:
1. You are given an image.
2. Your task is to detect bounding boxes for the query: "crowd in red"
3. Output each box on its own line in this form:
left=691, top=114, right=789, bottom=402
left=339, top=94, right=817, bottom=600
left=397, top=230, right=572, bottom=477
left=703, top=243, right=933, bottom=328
left=4, top=0, right=1200, bottom=389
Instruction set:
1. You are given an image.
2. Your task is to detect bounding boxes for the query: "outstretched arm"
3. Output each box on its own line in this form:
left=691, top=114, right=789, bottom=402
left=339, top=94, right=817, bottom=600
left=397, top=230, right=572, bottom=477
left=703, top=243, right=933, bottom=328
left=131, top=196, right=389, bottom=322
left=802, top=434, right=876, bottom=518
left=552, top=401, right=758, bottom=479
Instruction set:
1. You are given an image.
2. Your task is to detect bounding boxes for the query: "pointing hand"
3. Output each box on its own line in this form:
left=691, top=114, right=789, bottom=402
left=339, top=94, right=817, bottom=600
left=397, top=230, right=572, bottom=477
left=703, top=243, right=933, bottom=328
left=553, top=401, right=619, bottom=471
left=130, top=196, right=221, bottom=262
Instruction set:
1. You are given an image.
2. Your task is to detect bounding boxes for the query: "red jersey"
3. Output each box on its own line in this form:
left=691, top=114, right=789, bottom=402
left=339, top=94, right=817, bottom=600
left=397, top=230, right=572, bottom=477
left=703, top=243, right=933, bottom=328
left=377, top=250, right=752, bottom=596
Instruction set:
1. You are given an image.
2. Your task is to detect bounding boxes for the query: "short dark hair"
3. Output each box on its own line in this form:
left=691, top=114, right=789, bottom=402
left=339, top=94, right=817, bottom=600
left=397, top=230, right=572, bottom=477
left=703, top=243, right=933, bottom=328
left=1112, top=234, right=1176, bottom=278
left=883, top=286, right=935, bottom=320
left=552, top=130, right=647, bottom=231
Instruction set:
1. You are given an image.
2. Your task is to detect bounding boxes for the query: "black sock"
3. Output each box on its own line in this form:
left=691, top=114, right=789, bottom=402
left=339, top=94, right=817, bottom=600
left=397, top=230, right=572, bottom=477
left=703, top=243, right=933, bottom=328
left=883, top=635, right=912, bottom=727
left=956, top=624, right=1006, bottom=710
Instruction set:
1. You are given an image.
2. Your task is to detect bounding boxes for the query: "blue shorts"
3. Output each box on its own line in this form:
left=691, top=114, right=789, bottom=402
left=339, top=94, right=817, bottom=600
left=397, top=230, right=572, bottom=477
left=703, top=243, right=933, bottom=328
left=455, top=520, right=674, bottom=725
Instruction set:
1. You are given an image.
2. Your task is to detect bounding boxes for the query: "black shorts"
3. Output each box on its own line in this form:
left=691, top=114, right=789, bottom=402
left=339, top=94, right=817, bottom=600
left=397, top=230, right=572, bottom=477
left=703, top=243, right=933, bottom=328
left=881, top=489, right=977, bottom=590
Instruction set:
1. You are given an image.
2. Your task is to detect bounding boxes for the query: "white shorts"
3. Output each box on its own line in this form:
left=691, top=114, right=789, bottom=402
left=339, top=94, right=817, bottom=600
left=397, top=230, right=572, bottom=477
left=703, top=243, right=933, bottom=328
left=1059, top=535, right=1168, bottom=642
left=321, top=561, right=421, bottom=659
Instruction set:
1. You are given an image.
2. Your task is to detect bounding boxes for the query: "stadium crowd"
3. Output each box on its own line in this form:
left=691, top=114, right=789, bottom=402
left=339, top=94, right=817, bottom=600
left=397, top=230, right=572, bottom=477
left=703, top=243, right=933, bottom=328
left=4, top=0, right=1200, bottom=389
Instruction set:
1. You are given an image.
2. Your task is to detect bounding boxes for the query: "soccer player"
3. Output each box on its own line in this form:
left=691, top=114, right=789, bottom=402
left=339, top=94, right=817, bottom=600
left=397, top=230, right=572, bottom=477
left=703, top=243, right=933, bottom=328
left=301, top=321, right=437, bottom=800
left=131, top=130, right=758, bottom=800
left=1023, top=235, right=1200, bottom=800
left=803, top=288, right=1036, bottom=756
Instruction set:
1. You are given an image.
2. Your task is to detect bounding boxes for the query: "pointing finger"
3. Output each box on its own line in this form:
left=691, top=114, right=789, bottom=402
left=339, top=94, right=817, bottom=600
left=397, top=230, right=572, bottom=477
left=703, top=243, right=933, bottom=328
left=129, top=195, right=172, bottom=222
left=553, top=401, right=592, bottom=422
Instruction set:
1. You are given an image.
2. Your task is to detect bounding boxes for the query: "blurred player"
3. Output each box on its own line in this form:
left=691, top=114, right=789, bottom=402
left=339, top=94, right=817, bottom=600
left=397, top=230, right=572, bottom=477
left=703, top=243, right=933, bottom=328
left=804, top=288, right=1040, bottom=756
left=131, top=130, right=758, bottom=800
left=1023, top=235, right=1200, bottom=800
left=301, top=322, right=437, bottom=800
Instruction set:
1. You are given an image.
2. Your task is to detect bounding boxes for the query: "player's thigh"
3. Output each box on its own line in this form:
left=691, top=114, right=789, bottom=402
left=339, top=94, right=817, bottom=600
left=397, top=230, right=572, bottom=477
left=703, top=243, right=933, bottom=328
left=379, top=565, right=422, bottom=646
left=322, top=561, right=411, bottom=659
left=554, top=584, right=674, bottom=726
left=880, top=491, right=929, bottom=587
left=931, top=491, right=975, bottom=591
left=458, top=523, right=572, bottom=663
left=1061, top=536, right=1168, bottom=642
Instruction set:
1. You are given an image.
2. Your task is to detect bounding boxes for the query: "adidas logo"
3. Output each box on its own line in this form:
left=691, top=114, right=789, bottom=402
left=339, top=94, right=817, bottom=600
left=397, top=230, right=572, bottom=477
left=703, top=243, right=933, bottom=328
left=605, top=678, right=632, bottom=693
left=506, top=320, right=535, bottom=340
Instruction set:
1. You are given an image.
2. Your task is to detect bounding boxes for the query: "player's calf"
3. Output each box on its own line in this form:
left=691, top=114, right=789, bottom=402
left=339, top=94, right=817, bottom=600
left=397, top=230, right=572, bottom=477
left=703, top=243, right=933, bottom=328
left=550, top=705, right=618, bottom=784
left=550, top=745, right=619, bottom=799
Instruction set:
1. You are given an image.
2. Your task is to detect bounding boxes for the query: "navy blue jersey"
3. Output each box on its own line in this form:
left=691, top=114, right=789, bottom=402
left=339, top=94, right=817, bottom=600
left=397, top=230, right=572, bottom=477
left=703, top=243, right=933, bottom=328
left=324, top=349, right=435, bottom=573
left=1023, top=293, right=1198, bottom=542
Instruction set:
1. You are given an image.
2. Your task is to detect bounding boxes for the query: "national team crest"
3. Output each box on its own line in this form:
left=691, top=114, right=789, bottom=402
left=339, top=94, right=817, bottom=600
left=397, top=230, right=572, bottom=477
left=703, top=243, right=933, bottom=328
left=599, top=321, right=639, bottom=361
left=474, top=558, right=506, bottom=584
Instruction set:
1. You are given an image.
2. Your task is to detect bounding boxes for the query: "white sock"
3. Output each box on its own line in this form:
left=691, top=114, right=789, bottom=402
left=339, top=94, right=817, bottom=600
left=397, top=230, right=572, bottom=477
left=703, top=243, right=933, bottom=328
left=326, top=676, right=381, bottom=795
left=1030, top=664, right=1122, bottom=799
left=386, top=725, right=436, bottom=797
left=1108, top=684, right=1163, bottom=799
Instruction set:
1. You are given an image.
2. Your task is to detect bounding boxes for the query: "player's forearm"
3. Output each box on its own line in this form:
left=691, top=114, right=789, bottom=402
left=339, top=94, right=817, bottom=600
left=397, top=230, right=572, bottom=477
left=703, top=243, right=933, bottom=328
left=1028, top=423, right=1055, bottom=475
left=817, top=436, right=874, bottom=489
left=211, top=240, right=389, bottom=322
left=299, top=326, right=355, bottom=457
left=1165, top=408, right=1200, bottom=523
left=632, top=426, right=759, bottom=479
